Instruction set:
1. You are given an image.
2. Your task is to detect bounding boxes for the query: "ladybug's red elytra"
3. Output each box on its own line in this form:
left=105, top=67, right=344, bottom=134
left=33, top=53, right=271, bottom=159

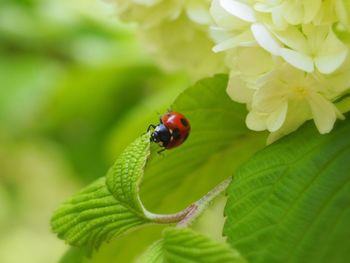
left=148, top=111, right=191, bottom=151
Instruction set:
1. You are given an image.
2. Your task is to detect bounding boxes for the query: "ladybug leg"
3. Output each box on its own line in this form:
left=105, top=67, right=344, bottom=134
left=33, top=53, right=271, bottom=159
left=147, top=124, right=157, bottom=132
left=157, top=148, right=166, bottom=154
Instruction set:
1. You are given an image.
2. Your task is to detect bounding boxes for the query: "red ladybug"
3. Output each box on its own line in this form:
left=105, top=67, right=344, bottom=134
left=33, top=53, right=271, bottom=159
left=148, top=111, right=191, bottom=151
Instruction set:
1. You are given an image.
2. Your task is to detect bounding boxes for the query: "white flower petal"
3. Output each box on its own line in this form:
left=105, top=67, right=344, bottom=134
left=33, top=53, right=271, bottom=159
left=213, top=38, right=239, bottom=52
left=211, top=0, right=249, bottom=29
left=251, top=23, right=281, bottom=56
left=267, top=100, right=310, bottom=144
left=219, top=0, right=256, bottom=22
left=303, top=24, right=328, bottom=52
left=315, top=29, right=349, bottom=74
left=253, top=83, right=287, bottom=112
left=273, top=62, right=306, bottom=84
left=186, top=0, right=212, bottom=25
left=246, top=111, right=267, bottom=131
left=325, top=56, right=350, bottom=95
left=302, top=0, right=322, bottom=23
left=266, top=102, right=288, bottom=132
left=227, top=73, right=255, bottom=103
left=254, top=3, right=273, bottom=13
left=236, top=46, right=273, bottom=75
left=307, top=92, right=338, bottom=133
left=212, top=30, right=254, bottom=52
left=280, top=48, right=314, bottom=72
left=271, top=8, right=288, bottom=30
left=273, top=26, right=309, bottom=53
left=209, top=26, right=231, bottom=43
left=313, top=0, right=338, bottom=24
left=315, top=51, right=348, bottom=74
left=283, top=1, right=303, bottom=25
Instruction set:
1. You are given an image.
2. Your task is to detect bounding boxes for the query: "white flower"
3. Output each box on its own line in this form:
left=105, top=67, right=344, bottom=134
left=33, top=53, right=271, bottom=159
left=108, top=0, right=350, bottom=140
left=227, top=61, right=346, bottom=142
left=210, top=0, right=349, bottom=74
left=210, top=0, right=350, bottom=141
left=210, top=0, right=255, bottom=52
left=225, top=46, right=274, bottom=103
left=273, top=24, right=348, bottom=74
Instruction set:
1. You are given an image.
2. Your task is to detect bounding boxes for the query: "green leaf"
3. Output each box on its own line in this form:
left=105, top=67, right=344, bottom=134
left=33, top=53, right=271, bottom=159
left=224, top=118, right=350, bottom=263
left=141, top=74, right=266, bottom=214
left=52, top=74, right=266, bottom=259
left=51, top=133, right=151, bottom=249
left=138, top=228, right=247, bottom=263
left=106, top=131, right=151, bottom=212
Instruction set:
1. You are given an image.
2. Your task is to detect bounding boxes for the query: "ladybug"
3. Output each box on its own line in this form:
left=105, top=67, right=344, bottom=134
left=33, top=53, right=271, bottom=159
left=148, top=111, right=191, bottom=151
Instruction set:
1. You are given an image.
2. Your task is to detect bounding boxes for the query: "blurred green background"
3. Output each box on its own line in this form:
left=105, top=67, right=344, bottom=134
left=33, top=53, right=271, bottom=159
left=0, top=0, right=191, bottom=262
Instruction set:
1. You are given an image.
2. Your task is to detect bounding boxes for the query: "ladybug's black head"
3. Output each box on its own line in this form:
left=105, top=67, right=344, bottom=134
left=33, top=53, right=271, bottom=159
left=150, top=124, right=171, bottom=147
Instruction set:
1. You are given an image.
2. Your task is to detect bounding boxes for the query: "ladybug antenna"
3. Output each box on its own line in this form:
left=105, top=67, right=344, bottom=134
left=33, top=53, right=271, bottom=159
left=147, top=124, right=157, bottom=132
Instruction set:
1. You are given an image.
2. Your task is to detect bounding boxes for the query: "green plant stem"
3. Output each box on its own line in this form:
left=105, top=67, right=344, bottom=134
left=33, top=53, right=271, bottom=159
left=145, top=204, right=197, bottom=224
left=145, top=177, right=232, bottom=225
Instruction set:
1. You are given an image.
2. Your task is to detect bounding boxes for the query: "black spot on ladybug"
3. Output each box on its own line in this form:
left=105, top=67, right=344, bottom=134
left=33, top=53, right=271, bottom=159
left=173, top=128, right=181, bottom=140
left=180, top=118, right=188, bottom=127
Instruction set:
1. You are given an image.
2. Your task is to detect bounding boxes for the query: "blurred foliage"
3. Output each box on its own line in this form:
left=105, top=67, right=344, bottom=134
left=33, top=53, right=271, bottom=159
left=0, top=0, right=190, bottom=262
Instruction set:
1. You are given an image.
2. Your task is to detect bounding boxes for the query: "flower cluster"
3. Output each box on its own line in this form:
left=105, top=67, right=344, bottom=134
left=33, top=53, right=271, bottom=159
left=110, top=0, right=226, bottom=79
left=110, top=0, right=350, bottom=141
left=210, top=0, right=350, bottom=141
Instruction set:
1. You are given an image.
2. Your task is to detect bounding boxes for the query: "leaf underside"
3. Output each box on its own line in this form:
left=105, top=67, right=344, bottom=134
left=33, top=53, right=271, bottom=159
left=224, top=117, right=350, bottom=263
